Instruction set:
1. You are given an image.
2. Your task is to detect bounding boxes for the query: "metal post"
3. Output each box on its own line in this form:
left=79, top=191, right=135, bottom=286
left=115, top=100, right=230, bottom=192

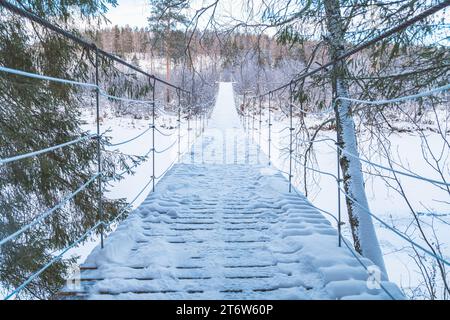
left=246, top=99, right=250, bottom=132
left=243, top=98, right=246, bottom=132
left=252, top=98, right=255, bottom=142
left=259, top=96, right=262, bottom=147
left=202, top=114, right=205, bottom=133
left=193, top=112, right=196, bottom=138
left=195, top=114, right=198, bottom=137
left=268, top=92, right=272, bottom=165
left=177, top=91, right=181, bottom=162
left=94, top=46, right=103, bottom=249
left=335, top=98, right=342, bottom=247
left=289, top=84, right=294, bottom=193
left=187, top=106, right=191, bottom=152
left=151, top=77, right=156, bottom=192
left=201, top=114, right=205, bottom=164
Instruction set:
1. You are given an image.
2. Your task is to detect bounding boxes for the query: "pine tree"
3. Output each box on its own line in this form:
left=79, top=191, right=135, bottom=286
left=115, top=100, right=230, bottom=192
left=0, top=0, right=138, bottom=299
left=148, top=0, right=188, bottom=103
left=113, top=25, right=122, bottom=56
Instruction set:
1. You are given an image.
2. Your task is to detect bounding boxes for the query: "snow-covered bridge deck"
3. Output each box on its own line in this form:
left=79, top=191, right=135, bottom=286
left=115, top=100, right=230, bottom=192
left=60, top=162, right=400, bottom=299
left=58, top=83, right=402, bottom=300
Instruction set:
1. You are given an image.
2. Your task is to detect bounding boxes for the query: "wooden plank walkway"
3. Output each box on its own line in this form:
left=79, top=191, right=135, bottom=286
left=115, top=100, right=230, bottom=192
left=58, top=161, right=402, bottom=299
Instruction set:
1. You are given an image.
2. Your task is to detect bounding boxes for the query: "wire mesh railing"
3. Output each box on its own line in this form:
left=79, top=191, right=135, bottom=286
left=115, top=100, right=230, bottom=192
left=242, top=1, right=450, bottom=300
left=246, top=91, right=450, bottom=299
left=0, top=0, right=210, bottom=300
left=0, top=68, right=203, bottom=299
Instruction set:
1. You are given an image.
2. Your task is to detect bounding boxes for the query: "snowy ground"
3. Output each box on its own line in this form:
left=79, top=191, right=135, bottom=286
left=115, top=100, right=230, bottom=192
left=258, top=117, right=450, bottom=299
left=61, top=102, right=203, bottom=270
left=54, top=82, right=448, bottom=300
left=58, top=83, right=403, bottom=300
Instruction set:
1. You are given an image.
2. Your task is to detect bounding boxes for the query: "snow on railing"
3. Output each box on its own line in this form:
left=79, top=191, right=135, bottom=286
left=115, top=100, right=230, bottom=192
left=107, top=125, right=155, bottom=147
left=4, top=172, right=156, bottom=300
left=336, top=144, right=450, bottom=187
left=0, top=133, right=98, bottom=165
left=0, top=3, right=203, bottom=298
left=154, top=138, right=179, bottom=154
left=243, top=2, right=450, bottom=294
left=0, top=65, right=155, bottom=105
left=287, top=183, right=398, bottom=299
left=336, top=83, right=450, bottom=106
left=154, top=126, right=177, bottom=137
left=249, top=85, right=450, bottom=265
left=0, top=173, right=100, bottom=247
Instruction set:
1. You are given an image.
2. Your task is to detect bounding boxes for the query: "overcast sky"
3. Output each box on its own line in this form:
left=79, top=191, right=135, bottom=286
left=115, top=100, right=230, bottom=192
left=102, top=1, right=448, bottom=45
left=104, top=0, right=151, bottom=28
left=102, top=0, right=250, bottom=29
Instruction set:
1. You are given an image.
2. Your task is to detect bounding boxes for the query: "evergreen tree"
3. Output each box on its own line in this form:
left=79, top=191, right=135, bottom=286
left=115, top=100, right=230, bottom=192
left=0, top=0, right=139, bottom=299
left=113, top=25, right=122, bottom=56
left=148, top=0, right=188, bottom=103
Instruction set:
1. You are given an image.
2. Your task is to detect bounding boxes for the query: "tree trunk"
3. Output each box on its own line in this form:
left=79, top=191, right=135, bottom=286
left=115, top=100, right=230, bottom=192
left=323, top=0, right=387, bottom=276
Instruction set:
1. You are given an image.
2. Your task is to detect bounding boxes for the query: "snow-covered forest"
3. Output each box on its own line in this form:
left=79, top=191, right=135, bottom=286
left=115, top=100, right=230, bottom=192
left=0, top=0, right=449, bottom=301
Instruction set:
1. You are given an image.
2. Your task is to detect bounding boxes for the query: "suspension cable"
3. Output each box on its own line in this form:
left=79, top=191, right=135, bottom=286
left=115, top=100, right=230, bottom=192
left=289, top=82, right=449, bottom=118
left=107, top=125, right=153, bottom=147
left=0, top=65, right=96, bottom=88
left=277, top=135, right=450, bottom=266
left=154, top=159, right=178, bottom=180
left=4, top=172, right=155, bottom=300
left=112, top=175, right=155, bottom=223
left=291, top=150, right=450, bottom=265
left=0, top=173, right=100, bottom=246
left=154, top=126, right=176, bottom=137
left=3, top=220, right=103, bottom=300
left=0, top=0, right=190, bottom=93
left=0, top=66, right=155, bottom=105
left=335, top=144, right=450, bottom=187
left=154, top=139, right=178, bottom=154
left=338, top=185, right=450, bottom=266
left=338, top=83, right=450, bottom=106
left=113, top=147, right=154, bottom=179
left=0, top=134, right=97, bottom=165
left=257, top=0, right=450, bottom=97
left=340, top=237, right=396, bottom=300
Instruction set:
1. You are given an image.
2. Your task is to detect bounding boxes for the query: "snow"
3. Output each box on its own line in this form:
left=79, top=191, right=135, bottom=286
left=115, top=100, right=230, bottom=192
left=59, top=82, right=403, bottom=300
left=336, top=80, right=387, bottom=275
left=262, top=114, right=450, bottom=299
left=59, top=103, right=199, bottom=273
left=208, top=82, right=241, bottom=130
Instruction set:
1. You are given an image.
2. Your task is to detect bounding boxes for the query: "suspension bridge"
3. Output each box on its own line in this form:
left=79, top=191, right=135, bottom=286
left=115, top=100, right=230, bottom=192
left=54, top=82, right=402, bottom=299
left=1, top=1, right=449, bottom=300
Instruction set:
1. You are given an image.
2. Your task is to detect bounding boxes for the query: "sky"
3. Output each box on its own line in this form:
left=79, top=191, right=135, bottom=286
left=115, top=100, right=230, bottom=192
left=102, top=1, right=448, bottom=45
left=102, top=0, right=249, bottom=29
left=104, top=0, right=151, bottom=28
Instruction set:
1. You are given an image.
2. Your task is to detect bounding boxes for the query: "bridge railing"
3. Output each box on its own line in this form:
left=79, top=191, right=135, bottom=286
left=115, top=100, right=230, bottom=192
left=0, top=1, right=209, bottom=299
left=243, top=1, right=450, bottom=299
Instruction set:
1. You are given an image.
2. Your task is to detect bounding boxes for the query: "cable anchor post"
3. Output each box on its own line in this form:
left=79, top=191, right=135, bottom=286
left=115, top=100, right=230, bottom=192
left=151, top=76, right=156, bottom=192
left=268, top=92, right=272, bottom=165
left=259, top=95, right=262, bottom=150
left=177, top=90, right=181, bottom=162
left=333, top=98, right=343, bottom=248
left=93, top=45, right=104, bottom=249
left=288, top=83, right=294, bottom=193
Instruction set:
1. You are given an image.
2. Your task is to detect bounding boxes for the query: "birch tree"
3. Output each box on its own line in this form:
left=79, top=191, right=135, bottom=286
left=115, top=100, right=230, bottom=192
left=322, top=0, right=387, bottom=274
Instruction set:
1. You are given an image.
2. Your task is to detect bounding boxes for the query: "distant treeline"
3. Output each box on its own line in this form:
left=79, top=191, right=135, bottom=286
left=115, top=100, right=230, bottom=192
left=92, top=26, right=318, bottom=69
